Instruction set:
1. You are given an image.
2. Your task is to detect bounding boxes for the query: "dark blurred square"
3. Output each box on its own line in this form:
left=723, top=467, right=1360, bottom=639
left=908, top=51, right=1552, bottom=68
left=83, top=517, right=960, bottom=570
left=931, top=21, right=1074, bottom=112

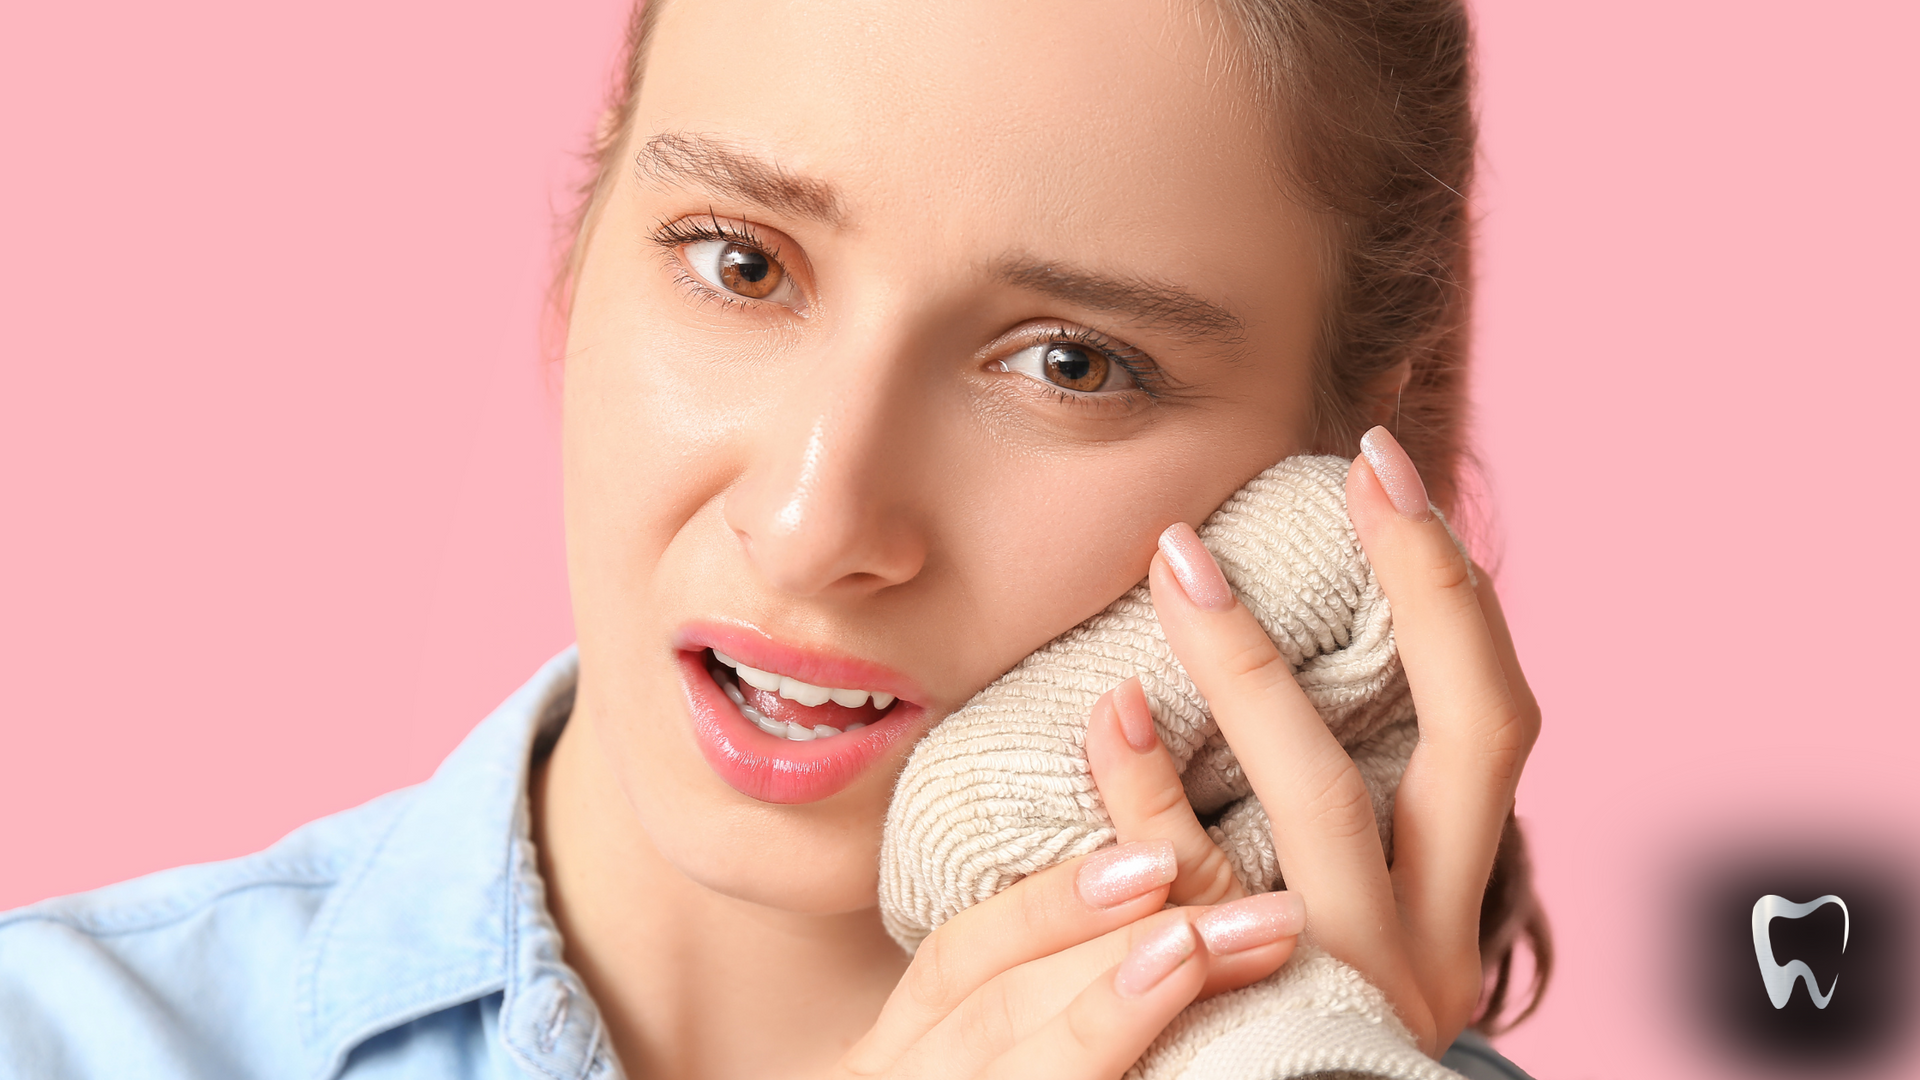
left=1693, top=855, right=1911, bottom=1070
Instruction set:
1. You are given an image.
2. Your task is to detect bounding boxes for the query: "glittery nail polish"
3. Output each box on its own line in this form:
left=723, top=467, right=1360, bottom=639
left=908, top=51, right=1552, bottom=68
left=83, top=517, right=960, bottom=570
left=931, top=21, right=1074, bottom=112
left=1113, top=678, right=1159, bottom=753
left=1076, top=839, right=1177, bottom=909
left=1115, top=920, right=1197, bottom=997
left=1157, top=522, right=1235, bottom=611
left=1359, top=426, right=1434, bottom=522
left=1195, top=891, right=1306, bottom=955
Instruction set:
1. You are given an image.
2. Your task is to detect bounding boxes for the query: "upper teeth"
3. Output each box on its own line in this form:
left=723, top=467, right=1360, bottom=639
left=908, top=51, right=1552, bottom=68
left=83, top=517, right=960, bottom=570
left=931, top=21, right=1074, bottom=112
left=712, top=650, right=896, bottom=723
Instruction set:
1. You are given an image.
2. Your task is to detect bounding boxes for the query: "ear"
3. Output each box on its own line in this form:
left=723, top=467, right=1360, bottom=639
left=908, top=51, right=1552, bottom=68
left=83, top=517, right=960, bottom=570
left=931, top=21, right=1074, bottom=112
left=1361, top=360, right=1412, bottom=429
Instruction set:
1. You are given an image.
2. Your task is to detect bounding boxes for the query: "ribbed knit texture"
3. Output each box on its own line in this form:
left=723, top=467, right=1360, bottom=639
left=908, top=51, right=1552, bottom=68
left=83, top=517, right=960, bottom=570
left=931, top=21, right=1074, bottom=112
left=878, top=455, right=1466, bottom=1079
left=1124, top=947, right=1461, bottom=1080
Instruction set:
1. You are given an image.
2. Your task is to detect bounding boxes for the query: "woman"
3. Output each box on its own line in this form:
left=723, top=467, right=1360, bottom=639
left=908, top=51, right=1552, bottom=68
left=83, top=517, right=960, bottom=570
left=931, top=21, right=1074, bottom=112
left=0, top=1, right=1545, bottom=1077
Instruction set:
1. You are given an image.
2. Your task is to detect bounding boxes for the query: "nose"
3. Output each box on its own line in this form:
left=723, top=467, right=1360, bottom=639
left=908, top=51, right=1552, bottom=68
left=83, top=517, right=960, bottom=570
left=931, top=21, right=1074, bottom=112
left=723, top=347, right=930, bottom=598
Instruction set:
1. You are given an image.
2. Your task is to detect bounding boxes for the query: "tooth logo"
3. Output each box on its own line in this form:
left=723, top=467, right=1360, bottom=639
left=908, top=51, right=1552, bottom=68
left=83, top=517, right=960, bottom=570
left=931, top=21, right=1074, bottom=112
left=1751, top=894, right=1849, bottom=1009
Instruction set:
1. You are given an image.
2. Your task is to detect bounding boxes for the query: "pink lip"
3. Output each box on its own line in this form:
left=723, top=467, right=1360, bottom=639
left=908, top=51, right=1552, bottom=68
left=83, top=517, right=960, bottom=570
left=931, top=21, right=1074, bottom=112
left=673, top=622, right=929, bottom=804
left=675, top=622, right=927, bottom=705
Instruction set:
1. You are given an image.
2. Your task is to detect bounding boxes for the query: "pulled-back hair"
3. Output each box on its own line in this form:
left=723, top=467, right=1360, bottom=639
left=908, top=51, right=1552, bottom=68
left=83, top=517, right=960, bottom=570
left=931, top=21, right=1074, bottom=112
left=1217, top=0, right=1551, bottom=1030
left=558, top=0, right=1548, bottom=1034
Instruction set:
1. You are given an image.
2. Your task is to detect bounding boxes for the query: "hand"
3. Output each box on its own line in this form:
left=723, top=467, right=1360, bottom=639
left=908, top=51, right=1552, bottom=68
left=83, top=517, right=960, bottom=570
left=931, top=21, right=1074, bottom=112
left=1089, top=426, right=1540, bottom=1056
left=836, top=841, right=1305, bottom=1079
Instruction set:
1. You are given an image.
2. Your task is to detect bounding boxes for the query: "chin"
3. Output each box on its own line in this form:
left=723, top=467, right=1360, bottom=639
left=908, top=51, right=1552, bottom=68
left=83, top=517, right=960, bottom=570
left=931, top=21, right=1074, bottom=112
left=643, top=780, right=896, bottom=916
left=602, top=681, right=913, bottom=916
left=578, top=612, right=945, bottom=917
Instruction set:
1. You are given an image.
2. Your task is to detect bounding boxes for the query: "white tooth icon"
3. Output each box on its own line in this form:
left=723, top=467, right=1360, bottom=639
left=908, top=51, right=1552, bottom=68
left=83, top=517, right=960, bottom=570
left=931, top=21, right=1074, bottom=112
left=1752, top=893, right=1849, bottom=1009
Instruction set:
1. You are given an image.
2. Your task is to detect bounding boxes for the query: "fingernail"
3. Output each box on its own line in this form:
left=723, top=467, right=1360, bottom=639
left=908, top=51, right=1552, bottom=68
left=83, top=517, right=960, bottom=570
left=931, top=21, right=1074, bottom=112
left=1359, top=426, right=1434, bottom=522
left=1115, top=920, right=1198, bottom=998
left=1156, top=522, right=1234, bottom=611
left=1195, top=891, right=1306, bottom=955
left=1077, top=839, right=1177, bottom=909
left=1114, top=678, right=1159, bottom=753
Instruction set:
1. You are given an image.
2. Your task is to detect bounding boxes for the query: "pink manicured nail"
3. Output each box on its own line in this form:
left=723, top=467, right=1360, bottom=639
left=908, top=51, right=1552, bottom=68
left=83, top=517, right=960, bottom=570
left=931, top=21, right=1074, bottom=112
left=1157, top=522, right=1234, bottom=611
left=1115, top=920, right=1198, bottom=998
left=1077, top=839, right=1177, bottom=909
left=1195, top=891, right=1306, bottom=955
left=1359, top=426, right=1434, bottom=522
left=1113, top=679, right=1159, bottom=753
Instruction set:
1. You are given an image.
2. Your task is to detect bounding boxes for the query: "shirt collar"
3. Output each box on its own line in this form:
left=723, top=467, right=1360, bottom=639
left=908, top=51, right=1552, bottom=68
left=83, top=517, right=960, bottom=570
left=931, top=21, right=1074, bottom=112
left=296, top=646, right=616, bottom=1080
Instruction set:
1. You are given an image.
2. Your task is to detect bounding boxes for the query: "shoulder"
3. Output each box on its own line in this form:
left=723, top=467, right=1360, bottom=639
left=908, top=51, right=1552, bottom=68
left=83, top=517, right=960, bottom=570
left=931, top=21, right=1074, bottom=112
left=0, top=787, right=414, bottom=1080
left=0, top=647, right=582, bottom=1080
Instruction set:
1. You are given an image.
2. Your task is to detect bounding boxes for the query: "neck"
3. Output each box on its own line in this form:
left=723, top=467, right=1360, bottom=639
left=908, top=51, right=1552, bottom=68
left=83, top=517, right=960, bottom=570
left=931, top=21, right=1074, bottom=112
left=532, top=704, right=908, bottom=1080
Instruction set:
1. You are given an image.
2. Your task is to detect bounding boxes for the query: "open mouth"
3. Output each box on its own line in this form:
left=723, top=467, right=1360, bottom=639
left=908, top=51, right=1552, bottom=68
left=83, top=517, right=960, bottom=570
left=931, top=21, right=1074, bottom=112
left=676, top=623, right=927, bottom=804
left=704, top=648, right=899, bottom=741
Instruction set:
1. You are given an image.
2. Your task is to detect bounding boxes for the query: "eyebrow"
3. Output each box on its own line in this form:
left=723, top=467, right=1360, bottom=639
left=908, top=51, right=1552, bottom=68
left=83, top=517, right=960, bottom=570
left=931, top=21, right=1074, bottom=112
left=636, top=131, right=845, bottom=226
left=994, top=258, right=1248, bottom=349
left=636, top=132, right=1244, bottom=349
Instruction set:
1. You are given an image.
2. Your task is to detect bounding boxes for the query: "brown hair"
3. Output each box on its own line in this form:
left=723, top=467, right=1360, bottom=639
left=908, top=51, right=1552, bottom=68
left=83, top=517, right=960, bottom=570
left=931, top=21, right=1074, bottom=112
left=1216, top=0, right=1475, bottom=509
left=1216, top=0, right=1550, bottom=1031
left=557, top=0, right=1548, bottom=1035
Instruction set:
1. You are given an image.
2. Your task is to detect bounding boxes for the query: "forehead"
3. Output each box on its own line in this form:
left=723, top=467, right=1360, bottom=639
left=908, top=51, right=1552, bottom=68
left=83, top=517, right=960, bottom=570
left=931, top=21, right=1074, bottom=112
left=634, top=0, right=1284, bottom=250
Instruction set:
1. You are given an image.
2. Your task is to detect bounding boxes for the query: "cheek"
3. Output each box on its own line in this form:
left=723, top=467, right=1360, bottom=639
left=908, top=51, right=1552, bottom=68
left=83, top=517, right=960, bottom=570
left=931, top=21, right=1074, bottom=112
left=561, top=198, right=788, bottom=587
left=562, top=317, right=752, bottom=612
left=941, top=437, right=1269, bottom=685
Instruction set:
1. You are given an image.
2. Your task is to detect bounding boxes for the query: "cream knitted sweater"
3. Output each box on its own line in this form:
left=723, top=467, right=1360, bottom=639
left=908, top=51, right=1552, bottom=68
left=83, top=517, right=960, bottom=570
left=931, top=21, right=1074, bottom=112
left=878, top=455, right=1466, bottom=1080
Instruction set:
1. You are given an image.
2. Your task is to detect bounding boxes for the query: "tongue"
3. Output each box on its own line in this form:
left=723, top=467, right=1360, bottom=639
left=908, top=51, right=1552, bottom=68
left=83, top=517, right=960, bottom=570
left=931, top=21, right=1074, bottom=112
left=739, top=681, right=883, bottom=730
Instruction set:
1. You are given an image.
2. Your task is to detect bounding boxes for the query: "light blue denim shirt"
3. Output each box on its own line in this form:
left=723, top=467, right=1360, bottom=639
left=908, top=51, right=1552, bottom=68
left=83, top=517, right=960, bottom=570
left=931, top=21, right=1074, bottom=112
left=0, top=647, right=1530, bottom=1080
left=0, top=648, right=607, bottom=1080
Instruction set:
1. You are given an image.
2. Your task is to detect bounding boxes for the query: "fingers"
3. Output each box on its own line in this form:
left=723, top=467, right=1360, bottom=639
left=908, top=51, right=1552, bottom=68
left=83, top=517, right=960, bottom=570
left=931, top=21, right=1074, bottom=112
left=1474, top=566, right=1541, bottom=746
left=1148, top=525, right=1431, bottom=1050
left=1348, top=431, right=1536, bottom=798
left=888, top=898, right=1299, bottom=1080
left=1346, top=426, right=1540, bottom=1038
left=977, top=919, right=1207, bottom=1080
left=1085, top=678, right=1246, bottom=906
left=1191, top=890, right=1304, bottom=996
left=991, top=892, right=1302, bottom=1023
left=846, top=841, right=1176, bottom=1073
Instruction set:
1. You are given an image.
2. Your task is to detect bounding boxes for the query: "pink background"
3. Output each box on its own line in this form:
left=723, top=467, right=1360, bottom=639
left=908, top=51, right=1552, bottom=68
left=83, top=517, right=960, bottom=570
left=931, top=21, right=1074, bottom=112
left=2, top=2, right=1915, bottom=1076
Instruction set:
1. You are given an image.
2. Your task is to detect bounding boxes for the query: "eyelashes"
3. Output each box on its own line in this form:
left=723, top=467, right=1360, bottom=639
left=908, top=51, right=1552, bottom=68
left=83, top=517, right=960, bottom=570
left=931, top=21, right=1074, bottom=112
left=648, top=213, right=1170, bottom=411
left=998, top=325, right=1166, bottom=405
left=650, top=213, right=799, bottom=311
left=652, top=212, right=777, bottom=256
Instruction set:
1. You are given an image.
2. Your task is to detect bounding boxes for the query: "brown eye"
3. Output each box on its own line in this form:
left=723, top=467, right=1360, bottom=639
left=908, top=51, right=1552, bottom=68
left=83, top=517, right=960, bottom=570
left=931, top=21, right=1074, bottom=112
left=996, top=339, right=1140, bottom=397
left=1042, top=344, right=1109, bottom=392
left=681, top=236, right=795, bottom=304
left=717, top=243, right=782, bottom=298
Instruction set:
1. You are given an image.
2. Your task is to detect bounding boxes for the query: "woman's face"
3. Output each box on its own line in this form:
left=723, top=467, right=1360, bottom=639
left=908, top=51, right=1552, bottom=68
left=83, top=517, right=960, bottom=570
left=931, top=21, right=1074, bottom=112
left=563, top=0, right=1326, bottom=914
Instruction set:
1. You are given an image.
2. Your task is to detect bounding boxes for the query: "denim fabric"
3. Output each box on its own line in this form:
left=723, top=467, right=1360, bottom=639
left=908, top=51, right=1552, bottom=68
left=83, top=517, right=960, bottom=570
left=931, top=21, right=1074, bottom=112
left=0, top=648, right=611, bottom=1080
left=1440, top=1030, right=1536, bottom=1080
left=0, top=646, right=1532, bottom=1080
